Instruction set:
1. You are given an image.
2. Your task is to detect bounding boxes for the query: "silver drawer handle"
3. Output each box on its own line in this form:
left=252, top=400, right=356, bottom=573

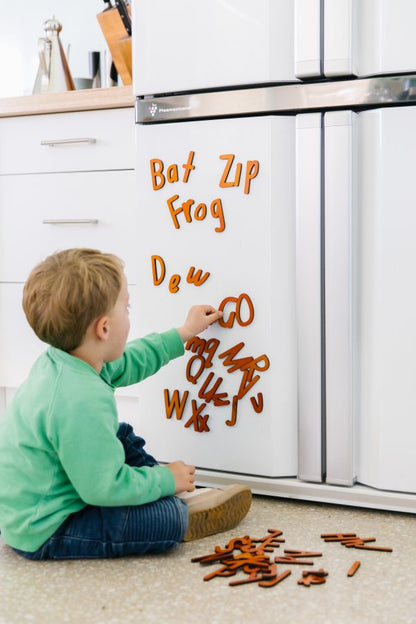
left=42, top=219, right=99, bottom=225
left=40, top=138, right=97, bottom=147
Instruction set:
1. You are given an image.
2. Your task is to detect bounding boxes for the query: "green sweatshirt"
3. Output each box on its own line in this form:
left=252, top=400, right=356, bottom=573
left=0, top=329, right=184, bottom=552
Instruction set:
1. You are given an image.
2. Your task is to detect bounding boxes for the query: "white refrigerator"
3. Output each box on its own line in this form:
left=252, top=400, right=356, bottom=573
left=131, top=0, right=416, bottom=512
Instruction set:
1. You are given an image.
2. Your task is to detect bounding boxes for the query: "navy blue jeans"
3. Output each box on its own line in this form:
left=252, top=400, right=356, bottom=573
left=14, top=423, right=188, bottom=560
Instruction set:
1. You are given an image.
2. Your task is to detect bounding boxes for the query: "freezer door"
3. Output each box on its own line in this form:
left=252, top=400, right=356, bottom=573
left=324, top=0, right=416, bottom=77
left=296, top=114, right=324, bottom=483
left=325, top=107, right=416, bottom=494
left=323, top=0, right=354, bottom=77
left=134, top=116, right=299, bottom=477
left=132, top=0, right=321, bottom=95
left=294, top=0, right=322, bottom=78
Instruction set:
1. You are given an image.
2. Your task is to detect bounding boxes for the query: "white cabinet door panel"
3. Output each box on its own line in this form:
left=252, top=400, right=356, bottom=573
left=0, top=170, right=137, bottom=284
left=0, top=109, right=135, bottom=175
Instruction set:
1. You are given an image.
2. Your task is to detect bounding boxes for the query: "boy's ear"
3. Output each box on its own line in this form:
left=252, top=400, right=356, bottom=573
left=94, top=315, right=110, bottom=341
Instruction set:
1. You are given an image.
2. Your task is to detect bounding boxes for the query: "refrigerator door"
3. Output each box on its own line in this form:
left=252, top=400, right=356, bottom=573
left=134, top=116, right=301, bottom=476
left=296, top=113, right=325, bottom=483
left=325, top=107, right=416, bottom=494
left=132, top=0, right=321, bottom=95
left=324, top=0, right=416, bottom=77
left=324, top=111, right=356, bottom=486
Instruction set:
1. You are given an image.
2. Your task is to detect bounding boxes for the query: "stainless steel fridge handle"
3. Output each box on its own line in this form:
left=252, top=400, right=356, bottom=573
left=42, top=219, right=99, bottom=225
left=136, top=73, right=416, bottom=123
left=40, top=138, right=97, bottom=146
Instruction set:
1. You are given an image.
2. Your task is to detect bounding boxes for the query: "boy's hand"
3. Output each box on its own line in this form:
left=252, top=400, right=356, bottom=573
left=177, top=305, right=223, bottom=343
left=167, top=460, right=196, bottom=494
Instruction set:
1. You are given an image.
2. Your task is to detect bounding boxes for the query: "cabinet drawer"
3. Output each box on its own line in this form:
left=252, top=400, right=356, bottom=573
left=0, top=108, right=134, bottom=174
left=0, top=170, right=138, bottom=283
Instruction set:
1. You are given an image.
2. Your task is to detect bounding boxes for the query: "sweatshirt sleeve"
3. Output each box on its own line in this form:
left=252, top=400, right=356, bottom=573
left=49, top=381, right=176, bottom=507
left=101, top=329, right=184, bottom=388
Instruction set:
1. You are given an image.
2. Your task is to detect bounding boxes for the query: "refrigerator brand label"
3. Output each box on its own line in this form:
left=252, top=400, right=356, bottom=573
left=146, top=103, right=192, bottom=118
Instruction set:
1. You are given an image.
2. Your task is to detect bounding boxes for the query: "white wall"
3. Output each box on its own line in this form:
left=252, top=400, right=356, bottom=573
left=0, top=0, right=108, bottom=97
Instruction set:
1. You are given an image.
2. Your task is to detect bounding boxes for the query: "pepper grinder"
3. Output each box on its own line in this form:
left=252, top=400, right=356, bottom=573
left=33, top=17, right=74, bottom=93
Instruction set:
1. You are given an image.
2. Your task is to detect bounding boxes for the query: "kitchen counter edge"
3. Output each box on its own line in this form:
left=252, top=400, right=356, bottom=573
left=0, top=86, right=134, bottom=118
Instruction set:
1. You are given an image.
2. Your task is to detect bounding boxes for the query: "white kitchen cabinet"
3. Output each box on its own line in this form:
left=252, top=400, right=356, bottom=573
left=0, top=170, right=137, bottom=284
left=0, top=106, right=137, bottom=398
left=0, top=108, right=134, bottom=175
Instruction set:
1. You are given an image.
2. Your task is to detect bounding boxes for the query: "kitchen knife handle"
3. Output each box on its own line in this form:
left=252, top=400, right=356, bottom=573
left=115, top=0, right=131, bottom=36
left=42, top=219, right=99, bottom=225
left=40, top=138, right=97, bottom=146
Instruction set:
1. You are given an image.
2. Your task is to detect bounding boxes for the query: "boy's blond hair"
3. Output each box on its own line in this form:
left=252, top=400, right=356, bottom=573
left=23, top=248, right=124, bottom=351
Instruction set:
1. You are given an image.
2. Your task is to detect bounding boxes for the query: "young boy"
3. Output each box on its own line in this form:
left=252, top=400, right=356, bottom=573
left=0, top=248, right=251, bottom=560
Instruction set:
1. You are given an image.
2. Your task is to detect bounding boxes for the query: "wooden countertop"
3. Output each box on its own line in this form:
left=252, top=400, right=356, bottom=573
left=0, top=86, right=134, bottom=118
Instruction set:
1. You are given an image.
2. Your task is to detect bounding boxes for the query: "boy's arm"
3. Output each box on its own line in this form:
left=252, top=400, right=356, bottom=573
left=103, top=306, right=222, bottom=387
left=102, top=328, right=184, bottom=387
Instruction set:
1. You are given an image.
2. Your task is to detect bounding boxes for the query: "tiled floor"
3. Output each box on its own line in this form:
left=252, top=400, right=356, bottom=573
left=0, top=495, right=415, bottom=624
